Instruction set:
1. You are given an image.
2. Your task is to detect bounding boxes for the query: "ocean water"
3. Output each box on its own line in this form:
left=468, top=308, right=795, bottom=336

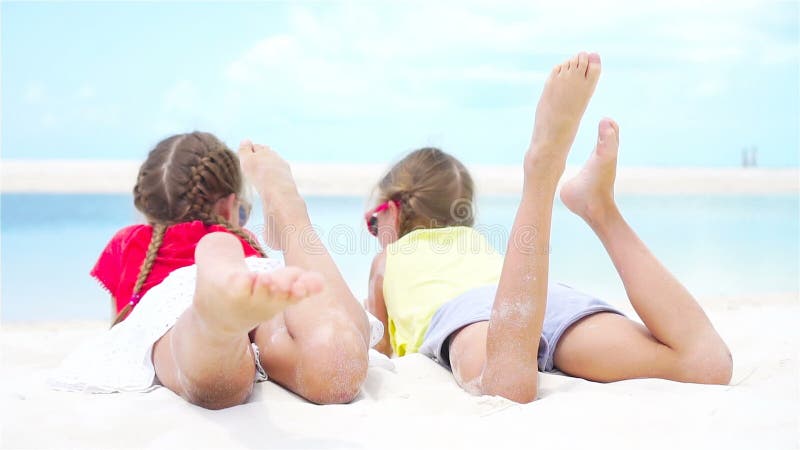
left=1, top=193, right=798, bottom=323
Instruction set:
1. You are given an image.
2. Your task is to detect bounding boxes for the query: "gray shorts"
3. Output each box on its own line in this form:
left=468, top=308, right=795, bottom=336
left=419, top=283, right=624, bottom=372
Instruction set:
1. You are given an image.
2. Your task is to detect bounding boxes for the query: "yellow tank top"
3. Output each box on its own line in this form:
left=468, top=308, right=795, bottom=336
left=382, top=226, right=503, bottom=356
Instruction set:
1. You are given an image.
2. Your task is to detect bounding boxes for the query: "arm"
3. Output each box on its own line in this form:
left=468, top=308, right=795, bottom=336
left=365, top=252, right=392, bottom=357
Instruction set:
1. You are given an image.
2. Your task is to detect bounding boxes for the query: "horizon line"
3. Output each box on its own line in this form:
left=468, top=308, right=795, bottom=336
left=1, top=160, right=798, bottom=195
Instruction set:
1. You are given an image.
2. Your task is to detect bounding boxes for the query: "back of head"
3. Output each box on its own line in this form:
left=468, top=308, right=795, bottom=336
left=376, top=147, right=475, bottom=238
left=114, top=132, right=263, bottom=327
left=134, top=131, right=242, bottom=225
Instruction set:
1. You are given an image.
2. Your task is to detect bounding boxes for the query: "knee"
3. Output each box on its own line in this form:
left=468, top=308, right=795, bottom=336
left=680, top=344, right=733, bottom=385
left=156, top=352, right=254, bottom=410
left=297, top=325, right=369, bottom=404
left=480, top=364, right=539, bottom=404
left=183, top=378, right=254, bottom=410
left=701, top=349, right=733, bottom=385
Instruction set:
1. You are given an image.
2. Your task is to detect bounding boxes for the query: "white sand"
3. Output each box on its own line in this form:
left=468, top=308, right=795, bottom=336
left=1, top=294, right=798, bottom=449
left=2, top=159, right=798, bottom=195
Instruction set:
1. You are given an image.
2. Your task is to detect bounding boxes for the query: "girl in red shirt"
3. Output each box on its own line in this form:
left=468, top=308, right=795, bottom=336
left=81, top=132, right=371, bottom=409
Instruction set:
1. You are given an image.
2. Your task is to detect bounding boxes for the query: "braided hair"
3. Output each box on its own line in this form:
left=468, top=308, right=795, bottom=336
left=112, top=131, right=265, bottom=326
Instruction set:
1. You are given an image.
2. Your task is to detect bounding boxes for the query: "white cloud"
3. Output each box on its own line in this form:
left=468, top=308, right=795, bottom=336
left=23, top=82, right=117, bottom=129
left=76, top=84, right=96, bottom=100
left=226, top=36, right=299, bottom=84
left=153, top=80, right=215, bottom=135
left=694, top=79, right=727, bottom=98
left=41, top=111, right=58, bottom=128
left=221, top=3, right=570, bottom=119
left=163, top=80, right=199, bottom=113
left=23, top=83, right=46, bottom=104
left=155, top=1, right=796, bottom=135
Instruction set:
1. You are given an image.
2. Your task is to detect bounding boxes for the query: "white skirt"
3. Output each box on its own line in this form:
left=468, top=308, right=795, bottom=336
left=49, top=257, right=384, bottom=393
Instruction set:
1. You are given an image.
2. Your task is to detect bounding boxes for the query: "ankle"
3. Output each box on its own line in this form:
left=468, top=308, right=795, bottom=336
left=523, top=151, right=566, bottom=187
left=585, top=202, right=621, bottom=232
left=263, top=195, right=310, bottom=226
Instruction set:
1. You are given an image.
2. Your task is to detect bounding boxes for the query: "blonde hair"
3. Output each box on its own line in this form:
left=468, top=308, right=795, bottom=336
left=112, top=131, right=265, bottom=326
left=375, top=147, right=475, bottom=238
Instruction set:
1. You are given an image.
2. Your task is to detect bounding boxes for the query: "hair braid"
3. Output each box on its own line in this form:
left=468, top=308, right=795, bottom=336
left=184, top=154, right=215, bottom=221
left=111, top=223, right=167, bottom=328
left=121, top=131, right=255, bottom=327
left=133, top=222, right=167, bottom=296
left=194, top=209, right=266, bottom=257
left=218, top=216, right=267, bottom=258
left=181, top=144, right=264, bottom=254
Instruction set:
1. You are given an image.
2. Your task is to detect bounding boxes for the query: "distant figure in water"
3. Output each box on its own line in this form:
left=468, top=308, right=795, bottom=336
left=364, top=52, right=732, bottom=403
left=742, top=146, right=758, bottom=168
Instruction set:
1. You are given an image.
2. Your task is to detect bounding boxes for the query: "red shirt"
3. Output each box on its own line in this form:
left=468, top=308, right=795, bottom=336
left=92, top=221, right=262, bottom=314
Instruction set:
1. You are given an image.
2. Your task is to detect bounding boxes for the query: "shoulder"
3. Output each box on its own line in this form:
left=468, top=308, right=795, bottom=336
left=92, top=224, right=151, bottom=278
left=111, top=224, right=151, bottom=243
left=100, top=224, right=151, bottom=254
left=370, top=250, right=387, bottom=276
left=205, top=223, right=262, bottom=257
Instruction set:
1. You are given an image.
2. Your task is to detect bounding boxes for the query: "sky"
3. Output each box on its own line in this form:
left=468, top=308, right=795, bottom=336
left=2, top=1, right=798, bottom=167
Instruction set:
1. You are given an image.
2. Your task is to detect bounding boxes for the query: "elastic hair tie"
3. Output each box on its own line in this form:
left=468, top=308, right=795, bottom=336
left=110, top=293, right=141, bottom=328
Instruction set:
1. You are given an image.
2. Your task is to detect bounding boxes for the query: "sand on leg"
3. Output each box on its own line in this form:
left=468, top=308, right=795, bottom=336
left=553, top=119, right=732, bottom=384
left=448, top=52, right=602, bottom=403
left=239, top=143, right=371, bottom=404
left=151, top=232, right=323, bottom=409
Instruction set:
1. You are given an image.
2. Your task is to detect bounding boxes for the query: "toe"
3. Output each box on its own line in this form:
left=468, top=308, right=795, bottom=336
left=569, top=53, right=580, bottom=71
left=253, top=272, right=275, bottom=298
left=289, top=280, right=308, bottom=299
left=288, top=272, right=323, bottom=300
left=577, top=51, right=589, bottom=74
left=597, top=118, right=614, bottom=138
left=608, top=118, right=620, bottom=135
left=550, top=63, right=563, bottom=78
left=586, top=52, right=601, bottom=80
left=298, top=272, right=324, bottom=296
left=269, top=266, right=305, bottom=293
left=596, top=118, right=619, bottom=153
left=238, top=139, right=254, bottom=156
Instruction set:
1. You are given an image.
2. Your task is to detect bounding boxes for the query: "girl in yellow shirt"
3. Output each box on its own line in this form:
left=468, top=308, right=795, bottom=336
left=365, top=52, right=732, bottom=403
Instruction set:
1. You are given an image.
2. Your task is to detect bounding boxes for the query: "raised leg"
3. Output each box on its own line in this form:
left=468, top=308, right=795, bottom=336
left=238, top=142, right=371, bottom=403
left=151, top=232, right=323, bottom=409
left=555, top=119, right=732, bottom=384
left=449, top=52, right=602, bottom=403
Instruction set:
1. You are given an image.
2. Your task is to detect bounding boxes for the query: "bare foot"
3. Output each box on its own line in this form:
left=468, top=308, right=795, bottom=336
left=193, top=232, right=324, bottom=335
left=559, top=118, right=620, bottom=226
left=238, top=140, right=310, bottom=250
left=526, top=52, right=602, bottom=181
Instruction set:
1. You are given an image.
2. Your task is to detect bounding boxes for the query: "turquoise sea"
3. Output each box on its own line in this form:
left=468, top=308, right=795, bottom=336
left=2, top=193, right=798, bottom=322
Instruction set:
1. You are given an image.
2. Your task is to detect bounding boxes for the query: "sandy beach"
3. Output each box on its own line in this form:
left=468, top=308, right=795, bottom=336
left=2, top=159, right=798, bottom=448
left=1, top=292, right=797, bottom=449
left=2, top=160, right=798, bottom=195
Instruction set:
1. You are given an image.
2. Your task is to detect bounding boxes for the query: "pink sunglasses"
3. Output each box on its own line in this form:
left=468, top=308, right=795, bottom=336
left=364, top=200, right=400, bottom=236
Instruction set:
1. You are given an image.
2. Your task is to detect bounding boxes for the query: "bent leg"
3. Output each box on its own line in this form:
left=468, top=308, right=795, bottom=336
left=559, top=120, right=732, bottom=384
left=252, top=293, right=369, bottom=404
left=237, top=141, right=371, bottom=403
left=152, top=232, right=323, bottom=409
left=238, top=141, right=371, bottom=343
left=448, top=321, right=489, bottom=394
left=554, top=313, right=682, bottom=382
